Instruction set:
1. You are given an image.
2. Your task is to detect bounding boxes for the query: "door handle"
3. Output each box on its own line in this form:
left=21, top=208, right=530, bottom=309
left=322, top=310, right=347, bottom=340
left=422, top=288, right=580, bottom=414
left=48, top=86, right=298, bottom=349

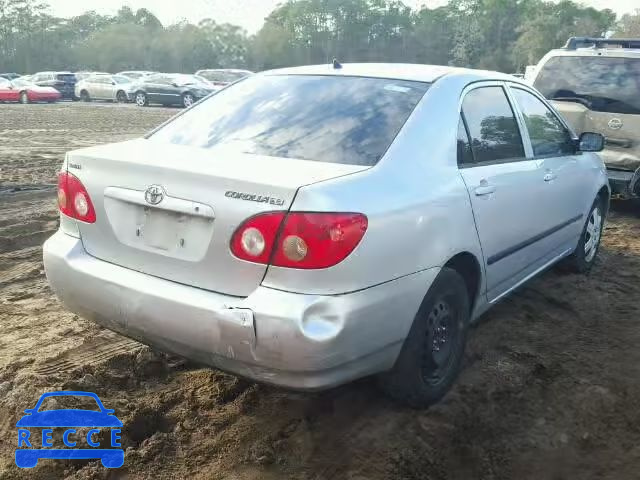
left=543, top=172, right=557, bottom=182
left=474, top=184, right=496, bottom=196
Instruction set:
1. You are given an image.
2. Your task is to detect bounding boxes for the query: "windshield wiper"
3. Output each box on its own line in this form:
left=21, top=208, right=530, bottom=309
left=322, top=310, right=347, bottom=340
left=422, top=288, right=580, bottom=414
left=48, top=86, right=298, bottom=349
left=550, top=96, right=593, bottom=109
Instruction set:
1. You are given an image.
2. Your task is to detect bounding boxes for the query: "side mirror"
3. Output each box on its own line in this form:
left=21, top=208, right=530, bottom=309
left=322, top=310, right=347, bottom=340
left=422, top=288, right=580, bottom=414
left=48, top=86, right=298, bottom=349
left=578, top=132, right=604, bottom=152
left=171, top=82, right=179, bottom=87
left=111, top=81, right=116, bottom=85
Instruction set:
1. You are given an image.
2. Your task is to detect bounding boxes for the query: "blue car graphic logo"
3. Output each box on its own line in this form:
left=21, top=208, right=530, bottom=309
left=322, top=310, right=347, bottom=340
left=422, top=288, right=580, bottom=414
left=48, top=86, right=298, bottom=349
left=16, top=391, right=124, bottom=468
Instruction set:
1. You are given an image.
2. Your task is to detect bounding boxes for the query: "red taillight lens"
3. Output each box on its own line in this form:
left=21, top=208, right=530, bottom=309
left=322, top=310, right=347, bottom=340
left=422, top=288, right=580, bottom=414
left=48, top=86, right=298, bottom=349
left=57, top=171, right=96, bottom=223
left=230, top=212, right=367, bottom=269
left=273, top=213, right=368, bottom=269
left=230, top=212, right=286, bottom=263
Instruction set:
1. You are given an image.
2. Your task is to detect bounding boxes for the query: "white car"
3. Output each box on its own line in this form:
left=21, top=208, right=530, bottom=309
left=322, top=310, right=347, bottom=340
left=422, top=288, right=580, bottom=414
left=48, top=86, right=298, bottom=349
left=75, top=74, right=135, bottom=103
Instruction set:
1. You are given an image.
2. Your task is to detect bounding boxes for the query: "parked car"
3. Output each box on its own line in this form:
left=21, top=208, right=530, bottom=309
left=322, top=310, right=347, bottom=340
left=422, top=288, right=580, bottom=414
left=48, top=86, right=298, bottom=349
left=44, top=63, right=609, bottom=408
left=132, top=73, right=216, bottom=108
left=30, top=71, right=77, bottom=100
left=194, top=68, right=253, bottom=87
left=530, top=37, right=640, bottom=198
left=0, top=77, right=60, bottom=103
left=116, top=70, right=156, bottom=80
left=76, top=74, right=135, bottom=103
left=75, top=71, right=110, bottom=81
left=0, top=72, right=21, bottom=80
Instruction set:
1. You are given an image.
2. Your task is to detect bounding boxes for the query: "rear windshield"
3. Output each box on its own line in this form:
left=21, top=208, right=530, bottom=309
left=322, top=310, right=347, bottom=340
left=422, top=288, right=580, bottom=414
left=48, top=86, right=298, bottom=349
left=150, top=75, right=430, bottom=166
left=56, top=73, right=76, bottom=82
left=534, top=56, right=640, bottom=114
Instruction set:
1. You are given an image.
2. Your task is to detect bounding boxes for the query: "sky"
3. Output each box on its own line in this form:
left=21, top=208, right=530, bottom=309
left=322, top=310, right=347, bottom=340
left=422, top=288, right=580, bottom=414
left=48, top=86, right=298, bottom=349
left=47, top=0, right=638, bottom=33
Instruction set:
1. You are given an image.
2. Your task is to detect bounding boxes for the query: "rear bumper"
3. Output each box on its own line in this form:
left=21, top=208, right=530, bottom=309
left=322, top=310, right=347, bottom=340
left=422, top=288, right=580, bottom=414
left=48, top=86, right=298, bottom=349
left=43, top=231, right=436, bottom=390
left=607, top=167, right=640, bottom=198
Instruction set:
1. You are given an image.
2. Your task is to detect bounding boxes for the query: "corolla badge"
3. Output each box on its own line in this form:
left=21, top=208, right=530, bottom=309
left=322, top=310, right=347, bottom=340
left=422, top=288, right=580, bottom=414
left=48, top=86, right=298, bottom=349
left=145, top=185, right=165, bottom=205
left=608, top=118, right=623, bottom=130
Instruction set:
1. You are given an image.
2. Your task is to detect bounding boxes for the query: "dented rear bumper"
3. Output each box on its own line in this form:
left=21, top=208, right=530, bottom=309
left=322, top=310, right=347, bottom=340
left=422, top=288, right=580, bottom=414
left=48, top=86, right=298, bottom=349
left=43, top=230, right=436, bottom=390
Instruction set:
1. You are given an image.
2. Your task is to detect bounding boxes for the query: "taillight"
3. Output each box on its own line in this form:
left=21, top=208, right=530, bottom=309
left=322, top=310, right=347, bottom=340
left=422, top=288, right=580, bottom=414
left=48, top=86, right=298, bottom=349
left=230, top=212, right=367, bottom=269
left=57, top=171, right=96, bottom=223
left=230, top=212, right=286, bottom=264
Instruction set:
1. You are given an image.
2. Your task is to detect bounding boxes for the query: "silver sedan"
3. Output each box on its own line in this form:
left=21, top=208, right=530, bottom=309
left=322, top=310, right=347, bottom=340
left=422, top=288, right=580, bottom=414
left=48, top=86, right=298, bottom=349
left=44, top=64, right=608, bottom=407
left=75, top=74, right=135, bottom=103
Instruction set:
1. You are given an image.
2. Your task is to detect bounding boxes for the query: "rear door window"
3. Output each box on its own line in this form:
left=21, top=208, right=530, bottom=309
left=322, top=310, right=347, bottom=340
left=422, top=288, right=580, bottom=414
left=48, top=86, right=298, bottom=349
left=150, top=75, right=430, bottom=166
left=534, top=56, right=640, bottom=115
left=461, top=86, right=525, bottom=163
left=510, top=88, right=575, bottom=157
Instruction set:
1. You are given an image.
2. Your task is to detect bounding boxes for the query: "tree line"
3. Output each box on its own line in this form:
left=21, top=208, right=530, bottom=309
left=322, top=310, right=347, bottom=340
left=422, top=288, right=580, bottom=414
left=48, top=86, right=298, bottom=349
left=0, top=0, right=638, bottom=75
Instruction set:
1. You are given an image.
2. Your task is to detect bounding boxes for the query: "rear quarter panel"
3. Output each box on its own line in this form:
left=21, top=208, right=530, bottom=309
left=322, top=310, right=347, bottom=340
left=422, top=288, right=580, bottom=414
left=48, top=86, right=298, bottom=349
left=262, top=74, right=486, bottom=296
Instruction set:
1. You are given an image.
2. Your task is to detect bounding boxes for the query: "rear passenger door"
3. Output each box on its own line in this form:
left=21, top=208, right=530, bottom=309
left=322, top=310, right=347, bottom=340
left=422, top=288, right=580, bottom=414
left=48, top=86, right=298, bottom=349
left=457, top=83, right=548, bottom=301
left=508, top=86, right=587, bottom=245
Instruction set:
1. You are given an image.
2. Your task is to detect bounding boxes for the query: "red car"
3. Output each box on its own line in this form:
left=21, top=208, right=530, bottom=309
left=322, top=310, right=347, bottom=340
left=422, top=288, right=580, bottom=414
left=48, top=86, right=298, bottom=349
left=0, top=77, right=61, bottom=103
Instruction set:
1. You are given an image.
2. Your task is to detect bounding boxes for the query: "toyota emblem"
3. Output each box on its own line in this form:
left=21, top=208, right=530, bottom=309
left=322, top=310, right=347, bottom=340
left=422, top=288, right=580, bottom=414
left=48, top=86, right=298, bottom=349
left=144, top=185, right=165, bottom=205
left=608, top=118, right=623, bottom=130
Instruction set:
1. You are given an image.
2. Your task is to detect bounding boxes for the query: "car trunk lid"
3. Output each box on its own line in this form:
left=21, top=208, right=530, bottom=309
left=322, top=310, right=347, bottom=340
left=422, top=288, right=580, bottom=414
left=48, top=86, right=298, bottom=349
left=67, top=139, right=366, bottom=296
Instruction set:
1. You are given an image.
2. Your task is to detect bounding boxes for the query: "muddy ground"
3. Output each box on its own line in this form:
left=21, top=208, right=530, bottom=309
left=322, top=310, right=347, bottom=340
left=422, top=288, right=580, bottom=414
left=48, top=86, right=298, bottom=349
left=1, top=103, right=640, bottom=480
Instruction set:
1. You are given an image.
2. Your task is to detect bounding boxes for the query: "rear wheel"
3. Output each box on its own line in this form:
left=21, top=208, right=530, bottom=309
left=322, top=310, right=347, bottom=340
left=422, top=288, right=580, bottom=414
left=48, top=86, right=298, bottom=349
left=182, top=93, right=195, bottom=108
left=80, top=90, right=91, bottom=102
left=116, top=90, right=128, bottom=103
left=19, top=91, right=29, bottom=104
left=135, top=92, right=148, bottom=107
left=562, top=197, right=605, bottom=273
left=378, top=267, right=469, bottom=408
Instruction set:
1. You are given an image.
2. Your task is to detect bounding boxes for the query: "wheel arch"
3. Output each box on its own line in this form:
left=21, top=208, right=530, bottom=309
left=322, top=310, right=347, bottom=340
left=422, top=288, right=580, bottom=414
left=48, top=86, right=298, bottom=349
left=443, top=251, right=482, bottom=313
left=596, top=184, right=610, bottom=217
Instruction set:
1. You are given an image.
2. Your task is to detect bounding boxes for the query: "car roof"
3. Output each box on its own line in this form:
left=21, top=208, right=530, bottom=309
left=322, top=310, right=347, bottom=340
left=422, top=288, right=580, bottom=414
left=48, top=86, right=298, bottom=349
left=35, top=71, right=74, bottom=74
left=261, top=63, right=517, bottom=84
left=543, top=47, right=640, bottom=59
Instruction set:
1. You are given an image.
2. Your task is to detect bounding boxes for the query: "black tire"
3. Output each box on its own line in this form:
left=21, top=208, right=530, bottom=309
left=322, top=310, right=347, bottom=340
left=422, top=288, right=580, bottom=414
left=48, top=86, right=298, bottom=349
left=80, top=90, right=91, bottom=102
left=116, top=90, right=128, bottom=103
left=135, top=91, right=148, bottom=107
left=378, top=267, right=469, bottom=408
left=182, top=93, right=195, bottom=108
left=19, top=91, right=29, bottom=104
left=562, top=196, right=605, bottom=273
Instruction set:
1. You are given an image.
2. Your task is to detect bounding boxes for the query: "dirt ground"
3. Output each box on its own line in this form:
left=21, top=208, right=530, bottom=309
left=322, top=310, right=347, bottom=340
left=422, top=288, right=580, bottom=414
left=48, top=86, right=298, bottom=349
left=1, top=103, right=640, bottom=480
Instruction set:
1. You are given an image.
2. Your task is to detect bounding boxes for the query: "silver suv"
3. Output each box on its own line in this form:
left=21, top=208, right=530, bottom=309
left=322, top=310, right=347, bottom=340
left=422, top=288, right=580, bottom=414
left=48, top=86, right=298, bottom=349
left=44, top=64, right=609, bottom=407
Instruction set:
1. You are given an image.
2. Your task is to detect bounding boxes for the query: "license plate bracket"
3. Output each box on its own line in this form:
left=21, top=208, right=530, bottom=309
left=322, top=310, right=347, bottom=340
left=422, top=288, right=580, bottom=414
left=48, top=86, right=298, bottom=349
left=142, top=209, right=183, bottom=251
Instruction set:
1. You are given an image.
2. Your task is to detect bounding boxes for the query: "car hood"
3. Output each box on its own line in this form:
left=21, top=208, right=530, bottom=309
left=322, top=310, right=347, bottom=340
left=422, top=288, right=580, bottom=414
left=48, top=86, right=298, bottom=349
left=16, top=410, right=123, bottom=427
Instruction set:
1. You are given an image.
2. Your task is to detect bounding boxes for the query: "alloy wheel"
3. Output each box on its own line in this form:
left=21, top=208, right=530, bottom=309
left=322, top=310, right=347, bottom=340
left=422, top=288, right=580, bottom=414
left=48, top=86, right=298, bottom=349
left=584, top=204, right=602, bottom=262
left=135, top=93, right=146, bottom=107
